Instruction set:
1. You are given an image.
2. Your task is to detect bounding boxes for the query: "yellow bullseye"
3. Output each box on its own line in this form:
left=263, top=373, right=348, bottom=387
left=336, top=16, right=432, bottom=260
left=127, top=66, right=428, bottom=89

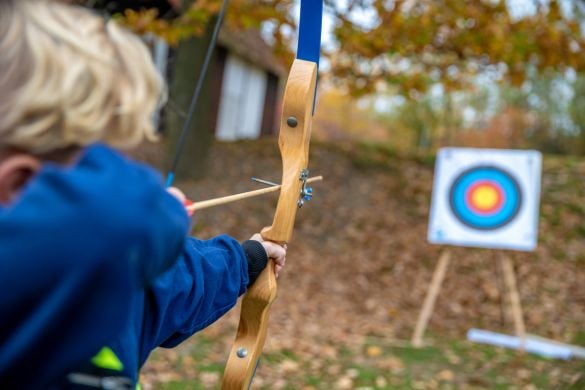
left=471, top=185, right=500, bottom=211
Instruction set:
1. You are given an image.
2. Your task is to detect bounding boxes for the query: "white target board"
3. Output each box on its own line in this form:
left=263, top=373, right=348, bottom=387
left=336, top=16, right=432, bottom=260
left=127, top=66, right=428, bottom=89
left=428, top=147, right=542, bottom=251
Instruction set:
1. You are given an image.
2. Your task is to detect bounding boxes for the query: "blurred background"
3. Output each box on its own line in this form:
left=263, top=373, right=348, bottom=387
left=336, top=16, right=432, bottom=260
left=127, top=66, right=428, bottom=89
left=77, top=0, right=584, bottom=388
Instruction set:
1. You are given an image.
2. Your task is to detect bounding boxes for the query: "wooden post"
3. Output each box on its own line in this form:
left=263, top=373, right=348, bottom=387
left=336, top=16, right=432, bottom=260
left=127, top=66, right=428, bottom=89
left=493, top=253, right=507, bottom=327
left=500, top=254, right=526, bottom=343
left=412, top=250, right=452, bottom=347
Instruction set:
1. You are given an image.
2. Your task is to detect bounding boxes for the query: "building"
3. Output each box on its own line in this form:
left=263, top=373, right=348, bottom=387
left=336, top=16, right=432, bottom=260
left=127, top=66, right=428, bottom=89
left=213, top=29, right=286, bottom=140
left=150, top=28, right=285, bottom=141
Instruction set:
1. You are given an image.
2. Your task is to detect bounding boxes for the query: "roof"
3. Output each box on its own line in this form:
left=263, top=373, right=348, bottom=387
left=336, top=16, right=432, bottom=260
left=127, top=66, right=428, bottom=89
left=218, top=28, right=287, bottom=77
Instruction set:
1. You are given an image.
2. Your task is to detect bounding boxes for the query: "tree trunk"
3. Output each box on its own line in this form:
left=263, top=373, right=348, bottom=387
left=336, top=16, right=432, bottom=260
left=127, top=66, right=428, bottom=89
left=164, top=19, right=217, bottom=181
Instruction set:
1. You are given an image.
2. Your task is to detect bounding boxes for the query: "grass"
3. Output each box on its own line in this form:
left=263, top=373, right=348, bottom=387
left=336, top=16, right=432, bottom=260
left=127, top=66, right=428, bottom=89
left=144, top=334, right=585, bottom=389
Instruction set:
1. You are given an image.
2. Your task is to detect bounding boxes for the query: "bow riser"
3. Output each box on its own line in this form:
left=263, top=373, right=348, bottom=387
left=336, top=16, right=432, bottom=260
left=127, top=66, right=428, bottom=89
left=262, top=59, right=317, bottom=244
left=221, top=59, right=318, bottom=390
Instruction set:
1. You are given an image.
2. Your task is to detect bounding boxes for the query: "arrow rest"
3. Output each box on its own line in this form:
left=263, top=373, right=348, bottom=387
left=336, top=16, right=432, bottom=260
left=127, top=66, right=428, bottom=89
left=298, top=169, right=313, bottom=207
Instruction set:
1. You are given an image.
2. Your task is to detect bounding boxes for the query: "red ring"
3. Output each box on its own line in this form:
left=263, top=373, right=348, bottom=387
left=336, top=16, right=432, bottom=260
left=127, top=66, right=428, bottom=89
left=464, top=180, right=505, bottom=215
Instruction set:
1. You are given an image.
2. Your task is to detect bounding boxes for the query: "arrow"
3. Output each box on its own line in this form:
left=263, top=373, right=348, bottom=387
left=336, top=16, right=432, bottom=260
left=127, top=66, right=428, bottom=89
left=186, top=176, right=323, bottom=212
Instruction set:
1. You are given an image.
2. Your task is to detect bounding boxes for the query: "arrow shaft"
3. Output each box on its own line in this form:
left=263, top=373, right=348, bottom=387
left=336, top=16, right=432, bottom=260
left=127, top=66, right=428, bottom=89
left=187, top=176, right=322, bottom=212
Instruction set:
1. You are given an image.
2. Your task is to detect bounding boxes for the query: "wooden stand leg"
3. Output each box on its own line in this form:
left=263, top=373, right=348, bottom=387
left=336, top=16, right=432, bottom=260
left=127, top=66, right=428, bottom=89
left=412, top=250, right=452, bottom=347
left=493, top=254, right=507, bottom=328
left=500, top=255, right=526, bottom=345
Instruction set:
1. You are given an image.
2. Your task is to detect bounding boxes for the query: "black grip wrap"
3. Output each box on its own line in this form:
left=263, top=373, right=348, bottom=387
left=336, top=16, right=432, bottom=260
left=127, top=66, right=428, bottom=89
left=241, top=240, right=269, bottom=287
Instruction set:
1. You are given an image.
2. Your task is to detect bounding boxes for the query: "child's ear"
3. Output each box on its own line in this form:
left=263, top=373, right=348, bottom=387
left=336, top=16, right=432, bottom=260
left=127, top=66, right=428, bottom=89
left=0, top=154, right=41, bottom=204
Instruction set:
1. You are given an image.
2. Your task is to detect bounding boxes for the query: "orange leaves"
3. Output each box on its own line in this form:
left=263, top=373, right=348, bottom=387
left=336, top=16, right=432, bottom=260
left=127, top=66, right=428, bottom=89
left=116, top=2, right=215, bottom=46
left=119, top=9, right=160, bottom=33
left=98, top=0, right=585, bottom=97
left=115, top=0, right=294, bottom=64
left=330, top=0, right=585, bottom=98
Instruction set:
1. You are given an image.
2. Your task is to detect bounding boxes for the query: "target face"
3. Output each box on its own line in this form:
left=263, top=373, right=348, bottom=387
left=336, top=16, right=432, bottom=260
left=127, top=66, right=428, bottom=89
left=428, top=148, right=542, bottom=251
left=449, top=166, right=522, bottom=230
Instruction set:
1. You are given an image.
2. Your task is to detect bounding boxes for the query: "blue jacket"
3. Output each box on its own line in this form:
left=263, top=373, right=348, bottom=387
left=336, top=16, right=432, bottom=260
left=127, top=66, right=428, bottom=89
left=0, top=145, right=249, bottom=388
left=97, top=234, right=248, bottom=386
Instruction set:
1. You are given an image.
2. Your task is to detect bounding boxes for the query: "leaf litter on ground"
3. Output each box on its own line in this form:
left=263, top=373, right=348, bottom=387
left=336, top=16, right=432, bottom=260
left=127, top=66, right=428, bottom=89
left=137, top=140, right=585, bottom=389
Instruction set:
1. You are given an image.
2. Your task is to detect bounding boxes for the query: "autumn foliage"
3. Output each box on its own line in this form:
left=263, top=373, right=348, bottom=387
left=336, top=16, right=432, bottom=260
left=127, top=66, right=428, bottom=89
left=330, top=0, right=585, bottom=96
left=82, top=0, right=585, bottom=99
left=105, top=0, right=296, bottom=64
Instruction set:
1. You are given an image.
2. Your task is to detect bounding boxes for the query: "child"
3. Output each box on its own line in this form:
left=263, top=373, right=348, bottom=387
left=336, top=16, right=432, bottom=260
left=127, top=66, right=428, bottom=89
left=0, top=0, right=285, bottom=388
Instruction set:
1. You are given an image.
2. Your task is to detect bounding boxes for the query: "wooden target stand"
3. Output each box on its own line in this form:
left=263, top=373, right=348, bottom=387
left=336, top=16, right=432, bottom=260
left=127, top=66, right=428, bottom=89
left=411, top=248, right=526, bottom=348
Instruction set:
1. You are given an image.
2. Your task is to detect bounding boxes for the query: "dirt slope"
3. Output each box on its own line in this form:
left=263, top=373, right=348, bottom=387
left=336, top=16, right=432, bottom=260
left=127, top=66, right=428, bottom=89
left=141, top=140, right=585, bottom=387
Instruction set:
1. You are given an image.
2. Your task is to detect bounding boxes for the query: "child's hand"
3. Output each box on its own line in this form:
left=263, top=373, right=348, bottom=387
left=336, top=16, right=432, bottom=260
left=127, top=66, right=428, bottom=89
left=167, top=187, right=194, bottom=217
left=249, top=233, right=287, bottom=278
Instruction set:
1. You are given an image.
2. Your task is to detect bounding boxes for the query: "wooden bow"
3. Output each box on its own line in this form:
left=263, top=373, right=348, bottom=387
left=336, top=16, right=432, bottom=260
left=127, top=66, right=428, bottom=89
left=220, top=59, right=318, bottom=389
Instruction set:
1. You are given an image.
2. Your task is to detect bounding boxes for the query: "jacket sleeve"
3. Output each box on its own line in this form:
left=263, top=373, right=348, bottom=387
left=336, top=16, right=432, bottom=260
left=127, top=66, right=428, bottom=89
left=140, top=234, right=249, bottom=361
left=0, top=144, right=190, bottom=388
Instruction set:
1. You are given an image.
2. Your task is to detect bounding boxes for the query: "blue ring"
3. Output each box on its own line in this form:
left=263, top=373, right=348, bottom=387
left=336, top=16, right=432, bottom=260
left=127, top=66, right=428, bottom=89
left=448, top=166, right=522, bottom=230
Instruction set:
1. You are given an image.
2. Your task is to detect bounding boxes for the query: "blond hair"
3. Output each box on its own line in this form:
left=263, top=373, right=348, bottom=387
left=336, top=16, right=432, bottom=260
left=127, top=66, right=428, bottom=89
left=0, top=0, right=165, bottom=155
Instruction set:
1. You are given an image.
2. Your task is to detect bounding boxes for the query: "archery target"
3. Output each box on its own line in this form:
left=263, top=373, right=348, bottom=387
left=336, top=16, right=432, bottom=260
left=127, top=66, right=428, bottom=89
left=449, top=166, right=521, bottom=230
left=428, top=148, right=542, bottom=251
